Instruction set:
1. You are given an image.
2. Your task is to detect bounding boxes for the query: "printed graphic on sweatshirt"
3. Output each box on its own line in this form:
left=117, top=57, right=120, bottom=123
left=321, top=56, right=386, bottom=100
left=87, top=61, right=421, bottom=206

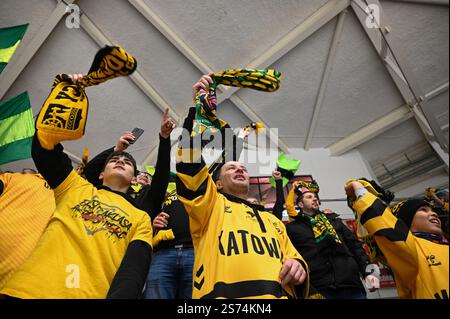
left=71, top=195, right=132, bottom=241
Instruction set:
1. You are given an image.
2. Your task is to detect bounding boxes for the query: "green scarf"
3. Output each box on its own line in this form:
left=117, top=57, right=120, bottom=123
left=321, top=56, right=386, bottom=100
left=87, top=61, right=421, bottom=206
left=192, top=68, right=281, bottom=137
left=301, top=211, right=342, bottom=244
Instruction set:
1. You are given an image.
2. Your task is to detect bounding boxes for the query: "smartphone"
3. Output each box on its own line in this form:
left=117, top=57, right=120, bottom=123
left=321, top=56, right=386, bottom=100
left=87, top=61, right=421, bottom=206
left=130, top=128, right=145, bottom=144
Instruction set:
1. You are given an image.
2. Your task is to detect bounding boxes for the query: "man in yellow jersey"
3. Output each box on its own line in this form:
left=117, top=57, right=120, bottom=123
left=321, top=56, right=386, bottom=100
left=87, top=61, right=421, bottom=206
left=175, top=74, right=309, bottom=299
left=345, top=180, right=449, bottom=299
left=0, top=171, right=55, bottom=290
left=0, top=74, right=175, bottom=299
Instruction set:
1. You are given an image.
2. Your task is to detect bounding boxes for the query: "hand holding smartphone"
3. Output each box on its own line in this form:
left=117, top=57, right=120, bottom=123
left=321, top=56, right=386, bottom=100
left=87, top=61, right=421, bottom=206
left=130, top=128, right=144, bottom=144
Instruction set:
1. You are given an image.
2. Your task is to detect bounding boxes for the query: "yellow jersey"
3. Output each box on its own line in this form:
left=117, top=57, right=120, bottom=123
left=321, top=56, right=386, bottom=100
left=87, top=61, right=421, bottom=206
left=1, top=170, right=153, bottom=298
left=177, top=162, right=309, bottom=299
left=353, top=192, right=449, bottom=299
left=0, top=173, right=55, bottom=290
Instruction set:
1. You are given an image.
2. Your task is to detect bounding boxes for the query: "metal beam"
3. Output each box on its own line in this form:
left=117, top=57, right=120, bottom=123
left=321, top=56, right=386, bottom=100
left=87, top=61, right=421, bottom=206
left=79, top=13, right=179, bottom=121
left=328, top=105, right=413, bottom=156
left=351, top=0, right=448, bottom=159
left=218, top=0, right=352, bottom=101
left=128, top=0, right=350, bottom=155
left=304, top=10, right=347, bottom=150
left=0, top=0, right=76, bottom=100
left=424, top=81, right=449, bottom=101
left=383, top=0, right=449, bottom=6
left=328, top=81, right=449, bottom=155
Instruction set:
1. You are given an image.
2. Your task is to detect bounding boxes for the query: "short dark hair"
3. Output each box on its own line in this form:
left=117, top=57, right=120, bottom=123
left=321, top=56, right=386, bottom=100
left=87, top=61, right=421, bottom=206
left=296, top=191, right=319, bottom=206
left=211, top=163, right=224, bottom=182
left=103, top=151, right=137, bottom=176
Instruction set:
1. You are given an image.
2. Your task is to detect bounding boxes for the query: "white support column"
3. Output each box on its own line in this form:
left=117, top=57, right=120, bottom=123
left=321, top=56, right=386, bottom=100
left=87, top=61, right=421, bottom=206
left=351, top=0, right=448, bottom=162
left=0, top=0, right=76, bottom=100
left=328, top=105, right=413, bottom=156
left=424, top=81, right=449, bottom=101
left=304, top=10, right=347, bottom=150
left=128, top=0, right=350, bottom=156
left=328, top=81, right=449, bottom=156
left=79, top=13, right=179, bottom=121
left=383, top=0, right=449, bottom=6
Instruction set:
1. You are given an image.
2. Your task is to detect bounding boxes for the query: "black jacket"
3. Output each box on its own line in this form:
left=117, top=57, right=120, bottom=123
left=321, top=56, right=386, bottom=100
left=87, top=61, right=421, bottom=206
left=286, top=211, right=370, bottom=292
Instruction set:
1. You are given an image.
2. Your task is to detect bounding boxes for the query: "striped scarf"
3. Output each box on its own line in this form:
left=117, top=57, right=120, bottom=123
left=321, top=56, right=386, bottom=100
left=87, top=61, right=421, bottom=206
left=192, top=69, right=281, bottom=137
left=36, top=46, right=137, bottom=150
left=301, top=211, right=342, bottom=244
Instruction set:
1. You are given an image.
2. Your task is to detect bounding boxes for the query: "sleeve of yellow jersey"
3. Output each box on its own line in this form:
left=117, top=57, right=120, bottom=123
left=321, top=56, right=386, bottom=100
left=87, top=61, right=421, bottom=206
left=352, top=192, right=419, bottom=287
left=130, top=212, right=153, bottom=250
left=176, top=149, right=218, bottom=237
left=53, top=170, right=89, bottom=203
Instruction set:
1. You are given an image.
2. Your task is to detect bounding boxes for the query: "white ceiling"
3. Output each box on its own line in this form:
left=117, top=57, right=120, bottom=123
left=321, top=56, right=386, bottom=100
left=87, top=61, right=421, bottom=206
left=0, top=0, right=448, bottom=193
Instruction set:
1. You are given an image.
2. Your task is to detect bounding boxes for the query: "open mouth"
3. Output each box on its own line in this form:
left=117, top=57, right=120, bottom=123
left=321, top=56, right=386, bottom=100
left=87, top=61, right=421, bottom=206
left=430, top=218, right=441, bottom=226
left=234, top=175, right=245, bottom=181
left=114, top=166, right=125, bottom=171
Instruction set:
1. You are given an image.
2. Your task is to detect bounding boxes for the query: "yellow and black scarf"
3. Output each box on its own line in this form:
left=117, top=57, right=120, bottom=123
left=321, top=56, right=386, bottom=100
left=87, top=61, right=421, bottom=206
left=36, top=46, right=137, bottom=149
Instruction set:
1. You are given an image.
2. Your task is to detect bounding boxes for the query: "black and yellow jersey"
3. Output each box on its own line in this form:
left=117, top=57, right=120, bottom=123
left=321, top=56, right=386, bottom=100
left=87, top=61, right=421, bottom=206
left=353, top=192, right=449, bottom=299
left=176, top=160, right=309, bottom=299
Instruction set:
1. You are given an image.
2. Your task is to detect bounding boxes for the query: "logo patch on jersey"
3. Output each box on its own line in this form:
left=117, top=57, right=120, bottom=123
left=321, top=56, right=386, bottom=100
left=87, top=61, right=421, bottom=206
left=270, top=220, right=283, bottom=235
left=224, top=205, right=232, bottom=214
left=245, top=210, right=256, bottom=221
left=71, top=195, right=133, bottom=241
left=426, top=255, right=442, bottom=267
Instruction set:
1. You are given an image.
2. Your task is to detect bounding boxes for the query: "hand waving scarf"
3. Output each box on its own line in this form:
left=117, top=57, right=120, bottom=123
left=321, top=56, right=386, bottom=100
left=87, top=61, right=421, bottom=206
left=192, top=69, right=281, bottom=137
left=36, top=46, right=137, bottom=149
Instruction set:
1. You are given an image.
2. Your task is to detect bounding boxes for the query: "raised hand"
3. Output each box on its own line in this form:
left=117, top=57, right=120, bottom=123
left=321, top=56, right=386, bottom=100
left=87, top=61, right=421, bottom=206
left=192, top=73, right=214, bottom=102
left=114, top=131, right=134, bottom=152
left=67, top=73, right=84, bottom=84
left=272, top=170, right=282, bottom=181
left=160, top=108, right=176, bottom=139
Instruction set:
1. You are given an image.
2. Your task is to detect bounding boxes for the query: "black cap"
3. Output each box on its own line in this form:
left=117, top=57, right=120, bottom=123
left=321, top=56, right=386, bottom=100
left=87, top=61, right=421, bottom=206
left=391, top=199, right=430, bottom=228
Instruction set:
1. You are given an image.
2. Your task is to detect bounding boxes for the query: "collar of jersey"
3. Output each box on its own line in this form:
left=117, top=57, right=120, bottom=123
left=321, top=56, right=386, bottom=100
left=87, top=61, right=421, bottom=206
left=221, top=192, right=266, bottom=211
left=97, top=185, right=141, bottom=209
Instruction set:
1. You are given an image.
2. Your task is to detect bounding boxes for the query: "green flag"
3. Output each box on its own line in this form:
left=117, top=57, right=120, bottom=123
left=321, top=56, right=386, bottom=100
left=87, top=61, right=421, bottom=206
left=0, top=92, right=35, bottom=165
left=0, top=24, right=29, bottom=74
left=269, top=152, right=301, bottom=188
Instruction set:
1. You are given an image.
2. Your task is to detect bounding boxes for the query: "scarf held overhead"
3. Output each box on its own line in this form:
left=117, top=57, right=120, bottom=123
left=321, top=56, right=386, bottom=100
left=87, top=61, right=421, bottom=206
left=36, top=46, right=137, bottom=150
left=192, top=69, right=281, bottom=137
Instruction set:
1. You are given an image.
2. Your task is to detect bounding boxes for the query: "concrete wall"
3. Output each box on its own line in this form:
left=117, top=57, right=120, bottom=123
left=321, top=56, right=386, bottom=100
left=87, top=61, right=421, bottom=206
left=240, top=145, right=375, bottom=220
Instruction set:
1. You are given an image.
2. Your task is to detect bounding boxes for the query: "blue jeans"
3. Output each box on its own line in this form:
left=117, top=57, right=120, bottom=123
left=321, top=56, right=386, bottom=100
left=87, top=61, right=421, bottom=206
left=144, top=247, right=194, bottom=299
left=320, top=288, right=367, bottom=299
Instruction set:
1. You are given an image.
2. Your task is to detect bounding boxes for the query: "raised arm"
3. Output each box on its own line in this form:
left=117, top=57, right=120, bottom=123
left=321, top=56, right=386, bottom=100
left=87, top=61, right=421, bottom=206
left=176, top=74, right=219, bottom=235
left=272, top=170, right=285, bottom=220
left=345, top=181, right=419, bottom=287
left=136, top=109, right=175, bottom=217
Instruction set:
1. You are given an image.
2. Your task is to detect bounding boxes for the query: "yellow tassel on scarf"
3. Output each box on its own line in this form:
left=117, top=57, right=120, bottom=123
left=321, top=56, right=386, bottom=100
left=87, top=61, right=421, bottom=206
left=36, top=46, right=137, bottom=149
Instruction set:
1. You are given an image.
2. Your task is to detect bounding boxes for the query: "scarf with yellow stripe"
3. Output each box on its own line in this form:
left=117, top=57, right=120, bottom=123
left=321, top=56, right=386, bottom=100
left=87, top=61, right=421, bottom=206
left=286, top=180, right=341, bottom=244
left=192, top=69, right=281, bottom=137
left=36, top=46, right=137, bottom=150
